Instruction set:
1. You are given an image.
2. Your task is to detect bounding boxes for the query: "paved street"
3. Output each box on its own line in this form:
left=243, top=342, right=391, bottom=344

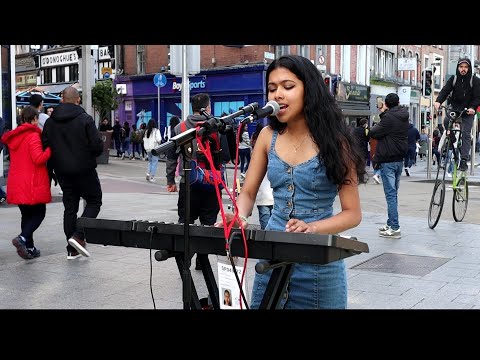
left=1, top=152, right=480, bottom=309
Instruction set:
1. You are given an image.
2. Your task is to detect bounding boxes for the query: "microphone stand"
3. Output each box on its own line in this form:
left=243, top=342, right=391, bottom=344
left=151, top=114, right=220, bottom=309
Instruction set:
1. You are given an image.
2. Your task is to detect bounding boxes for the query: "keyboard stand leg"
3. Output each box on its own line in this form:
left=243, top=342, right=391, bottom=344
left=258, top=264, right=294, bottom=309
left=175, top=255, right=202, bottom=309
left=197, top=254, right=220, bottom=309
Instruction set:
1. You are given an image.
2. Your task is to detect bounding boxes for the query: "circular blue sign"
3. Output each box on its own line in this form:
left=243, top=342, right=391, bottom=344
left=153, top=73, right=167, bottom=88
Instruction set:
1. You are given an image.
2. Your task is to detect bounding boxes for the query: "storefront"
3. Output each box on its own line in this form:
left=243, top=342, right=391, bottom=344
left=115, top=64, right=267, bottom=136
left=336, top=82, right=371, bottom=127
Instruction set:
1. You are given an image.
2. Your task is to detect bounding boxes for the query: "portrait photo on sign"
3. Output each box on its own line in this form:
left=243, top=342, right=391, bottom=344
left=223, top=288, right=232, bottom=306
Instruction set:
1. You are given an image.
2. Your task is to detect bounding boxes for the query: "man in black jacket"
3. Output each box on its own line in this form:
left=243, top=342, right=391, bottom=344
left=42, top=87, right=103, bottom=259
left=434, top=57, right=480, bottom=171
left=369, top=93, right=409, bottom=239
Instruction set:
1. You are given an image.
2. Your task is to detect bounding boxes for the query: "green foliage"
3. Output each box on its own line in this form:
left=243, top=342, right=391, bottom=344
left=91, top=79, right=119, bottom=119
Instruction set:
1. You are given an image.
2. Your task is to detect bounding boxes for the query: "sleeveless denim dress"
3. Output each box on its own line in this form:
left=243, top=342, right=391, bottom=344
left=250, top=130, right=347, bottom=309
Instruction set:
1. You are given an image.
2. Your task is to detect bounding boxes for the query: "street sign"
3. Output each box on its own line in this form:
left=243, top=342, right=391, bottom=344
left=153, top=73, right=167, bottom=88
left=318, top=55, right=325, bottom=65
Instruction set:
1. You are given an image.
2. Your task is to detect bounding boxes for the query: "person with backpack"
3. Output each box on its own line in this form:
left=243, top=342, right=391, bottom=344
left=130, top=124, right=143, bottom=160
left=434, top=57, right=480, bottom=171
left=166, top=93, right=235, bottom=270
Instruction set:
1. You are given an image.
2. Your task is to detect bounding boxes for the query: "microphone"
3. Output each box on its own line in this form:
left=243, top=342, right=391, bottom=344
left=241, top=101, right=280, bottom=124
left=197, top=102, right=259, bottom=136
left=218, top=102, right=259, bottom=123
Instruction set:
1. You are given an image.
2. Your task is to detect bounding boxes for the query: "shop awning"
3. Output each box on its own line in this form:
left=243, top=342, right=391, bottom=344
left=35, top=82, right=78, bottom=95
left=16, top=87, right=62, bottom=107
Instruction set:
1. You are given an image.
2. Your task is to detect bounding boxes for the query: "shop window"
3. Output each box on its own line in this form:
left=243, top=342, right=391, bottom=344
left=68, top=64, right=79, bottom=82
left=43, top=68, right=52, bottom=84
left=56, top=66, right=65, bottom=82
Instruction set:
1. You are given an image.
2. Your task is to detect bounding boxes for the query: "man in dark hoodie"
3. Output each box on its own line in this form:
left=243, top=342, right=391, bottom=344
left=369, top=93, right=409, bottom=239
left=434, top=57, right=480, bottom=171
left=42, top=87, right=103, bottom=260
left=166, top=93, right=234, bottom=270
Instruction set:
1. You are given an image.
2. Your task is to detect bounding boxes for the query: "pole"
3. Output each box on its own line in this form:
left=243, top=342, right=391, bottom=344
left=157, top=85, right=160, bottom=128
left=181, top=45, right=190, bottom=120
left=81, top=45, right=93, bottom=117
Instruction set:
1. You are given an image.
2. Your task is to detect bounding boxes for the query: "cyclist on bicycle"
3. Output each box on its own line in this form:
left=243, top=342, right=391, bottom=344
left=434, top=57, right=480, bottom=172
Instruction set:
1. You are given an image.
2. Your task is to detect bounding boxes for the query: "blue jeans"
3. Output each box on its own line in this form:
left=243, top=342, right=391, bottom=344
left=257, top=205, right=273, bottom=230
left=380, top=161, right=403, bottom=230
left=251, top=260, right=347, bottom=309
left=147, top=151, right=159, bottom=177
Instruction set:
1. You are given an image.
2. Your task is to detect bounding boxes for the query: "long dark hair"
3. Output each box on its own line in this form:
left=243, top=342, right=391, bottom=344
left=169, top=116, right=180, bottom=132
left=266, top=55, right=366, bottom=187
left=146, top=118, right=157, bottom=138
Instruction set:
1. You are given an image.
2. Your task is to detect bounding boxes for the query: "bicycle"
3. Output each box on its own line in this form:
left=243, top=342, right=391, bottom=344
left=428, top=105, right=469, bottom=229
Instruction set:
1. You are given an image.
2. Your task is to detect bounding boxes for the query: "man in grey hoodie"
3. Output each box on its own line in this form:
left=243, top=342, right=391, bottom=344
left=369, top=93, right=409, bottom=239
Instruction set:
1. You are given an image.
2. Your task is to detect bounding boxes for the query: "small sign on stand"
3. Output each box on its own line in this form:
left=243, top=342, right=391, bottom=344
left=217, top=256, right=249, bottom=309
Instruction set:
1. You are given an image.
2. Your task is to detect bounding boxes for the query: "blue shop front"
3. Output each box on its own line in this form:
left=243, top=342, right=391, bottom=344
left=115, top=64, right=267, bottom=136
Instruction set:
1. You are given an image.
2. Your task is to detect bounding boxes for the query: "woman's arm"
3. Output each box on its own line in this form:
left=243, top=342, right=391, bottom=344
left=29, top=134, right=51, bottom=165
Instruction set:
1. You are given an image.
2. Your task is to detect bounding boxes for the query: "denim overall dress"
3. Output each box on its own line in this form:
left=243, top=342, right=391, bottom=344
left=250, top=130, right=347, bottom=309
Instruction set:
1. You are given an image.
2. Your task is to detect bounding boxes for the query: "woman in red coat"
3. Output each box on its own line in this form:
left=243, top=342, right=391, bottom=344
left=1, top=106, right=51, bottom=259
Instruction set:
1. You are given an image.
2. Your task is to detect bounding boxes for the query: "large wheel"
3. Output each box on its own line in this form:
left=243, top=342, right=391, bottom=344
left=452, top=177, right=468, bottom=222
left=428, top=179, right=446, bottom=229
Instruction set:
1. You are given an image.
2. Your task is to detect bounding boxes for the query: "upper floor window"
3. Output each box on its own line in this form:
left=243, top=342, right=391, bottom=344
left=275, top=46, right=290, bottom=58
left=297, top=45, right=310, bottom=59
left=375, top=48, right=395, bottom=79
left=137, top=45, right=145, bottom=74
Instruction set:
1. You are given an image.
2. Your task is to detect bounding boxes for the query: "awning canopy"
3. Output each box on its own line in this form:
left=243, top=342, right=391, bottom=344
left=16, top=87, right=62, bottom=107
left=35, top=82, right=78, bottom=94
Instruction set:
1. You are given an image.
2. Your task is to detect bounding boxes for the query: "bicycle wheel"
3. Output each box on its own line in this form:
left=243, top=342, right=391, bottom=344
left=428, top=179, right=446, bottom=229
left=452, top=176, right=468, bottom=222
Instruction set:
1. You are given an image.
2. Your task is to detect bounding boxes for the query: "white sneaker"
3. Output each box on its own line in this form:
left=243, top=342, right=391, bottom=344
left=378, top=224, right=390, bottom=232
left=146, top=173, right=150, bottom=181
left=379, top=227, right=401, bottom=239
left=372, top=174, right=381, bottom=184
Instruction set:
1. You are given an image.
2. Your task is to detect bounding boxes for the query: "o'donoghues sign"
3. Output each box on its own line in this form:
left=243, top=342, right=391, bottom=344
left=41, top=51, right=79, bottom=68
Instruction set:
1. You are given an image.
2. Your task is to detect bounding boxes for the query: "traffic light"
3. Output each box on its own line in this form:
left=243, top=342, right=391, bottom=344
left=323, top=74, right=332, bottom=93
left=422, top=69, right=433, bottom=97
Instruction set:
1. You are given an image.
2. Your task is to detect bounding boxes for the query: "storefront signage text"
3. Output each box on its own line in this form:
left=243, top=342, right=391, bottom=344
left=172, top=79, right=206, bottom=91
left=41, top=51, right=78, bottom=68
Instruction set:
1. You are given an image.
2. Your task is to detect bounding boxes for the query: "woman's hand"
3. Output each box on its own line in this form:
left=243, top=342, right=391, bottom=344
left=285, top=218, right=313, bottom=233
left=215, top=213, right=249, bottom=229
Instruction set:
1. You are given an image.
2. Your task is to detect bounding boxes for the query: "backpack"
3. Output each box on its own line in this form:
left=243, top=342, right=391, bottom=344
left=180, top=121, right=225, bottom=192
left=132, top=129, right=144, bottom=144
left=452, top=74, right=473, bottom=88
